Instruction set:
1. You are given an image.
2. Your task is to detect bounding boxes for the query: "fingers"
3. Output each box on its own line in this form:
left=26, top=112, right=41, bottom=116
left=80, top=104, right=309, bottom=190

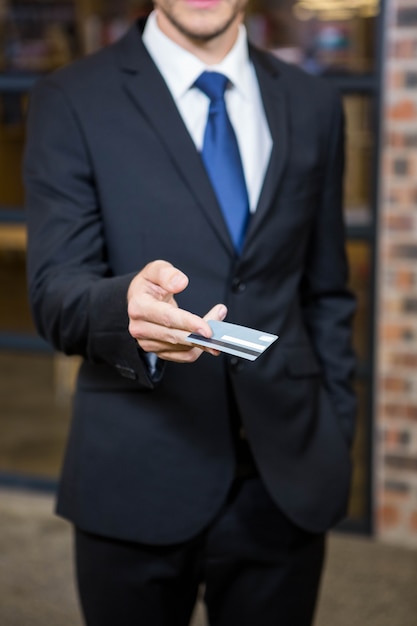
left=128, top=298, right=213, bottom=357
left=127, top=261, right=188, bottom=311
left=127, top=260, right=228, bottom=363
left=132, top=304, right=227, bottom=361
left=127, top=261, right=209, bottom=362
left=130, top=318, right=201, bottom=353
left=139, top=260, right=189, bottom=298
left=133, top=299, right=211, bottom=337
left=142, top=339, right=205, bottom=362
left=197, top=304, right=228, bottom=357
left=128, top=261, right=212, bottom=337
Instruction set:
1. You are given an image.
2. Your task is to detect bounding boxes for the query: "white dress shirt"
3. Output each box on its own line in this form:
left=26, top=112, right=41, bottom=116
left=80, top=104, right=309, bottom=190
left=143, top=11, right=272, bottom=213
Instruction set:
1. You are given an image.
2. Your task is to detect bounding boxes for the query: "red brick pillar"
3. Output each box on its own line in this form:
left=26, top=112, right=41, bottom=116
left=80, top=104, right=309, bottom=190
left=376, top=0, right=417, bottom=547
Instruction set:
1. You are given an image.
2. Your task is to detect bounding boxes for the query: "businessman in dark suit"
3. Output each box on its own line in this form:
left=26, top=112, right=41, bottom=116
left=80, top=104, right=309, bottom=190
left=24, top=0, right=356, bottom=624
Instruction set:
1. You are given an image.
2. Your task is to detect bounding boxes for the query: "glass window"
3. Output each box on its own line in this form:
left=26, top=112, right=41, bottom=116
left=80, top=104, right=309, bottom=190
left=347, top=240, right=372, bottom=365
left=345, top=240, right=373, bottom=526
left=0, top=245, right=33, bottom=333
left=0, top=93, right=26, bottom=209
left=343, top=95, right=375, bottom=228
left=0, top=351, right=76, bottom=478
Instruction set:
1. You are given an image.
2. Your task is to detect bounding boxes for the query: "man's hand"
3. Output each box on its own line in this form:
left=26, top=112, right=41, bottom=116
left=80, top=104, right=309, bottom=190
left=127, top=260, right=227, bottom=362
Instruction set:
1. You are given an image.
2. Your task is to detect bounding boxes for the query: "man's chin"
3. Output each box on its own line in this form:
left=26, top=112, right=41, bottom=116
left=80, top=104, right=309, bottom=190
left=163, top=12, right=238, bottom=43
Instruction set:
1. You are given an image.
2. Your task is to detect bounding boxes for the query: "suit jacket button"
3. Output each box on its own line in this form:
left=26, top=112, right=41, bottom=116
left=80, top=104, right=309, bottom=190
left=230, top=356, right=243, bottom=372
left=231, top=278, right=246, bottom=293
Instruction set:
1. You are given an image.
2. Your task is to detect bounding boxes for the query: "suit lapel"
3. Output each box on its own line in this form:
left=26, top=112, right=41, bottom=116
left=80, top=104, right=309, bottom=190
left=244, top=46, right=288, bottom=247
left=114, top=24, right=235, bottom=255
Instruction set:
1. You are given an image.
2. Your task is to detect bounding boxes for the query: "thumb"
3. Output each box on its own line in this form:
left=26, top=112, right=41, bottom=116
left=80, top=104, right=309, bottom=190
left=203, top=304, right=228, bottom=325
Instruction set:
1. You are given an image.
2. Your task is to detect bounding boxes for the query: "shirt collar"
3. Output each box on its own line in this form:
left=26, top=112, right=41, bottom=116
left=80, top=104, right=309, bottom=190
left=143, top=11, right=252, bottom=101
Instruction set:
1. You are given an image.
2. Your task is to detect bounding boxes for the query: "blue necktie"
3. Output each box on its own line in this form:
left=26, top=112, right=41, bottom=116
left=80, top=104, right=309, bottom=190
left=195, top=71, right=249, bottom=253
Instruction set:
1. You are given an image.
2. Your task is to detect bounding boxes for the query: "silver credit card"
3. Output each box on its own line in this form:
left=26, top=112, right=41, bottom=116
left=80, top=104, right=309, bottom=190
left=187, top=320, right=278, bottom=361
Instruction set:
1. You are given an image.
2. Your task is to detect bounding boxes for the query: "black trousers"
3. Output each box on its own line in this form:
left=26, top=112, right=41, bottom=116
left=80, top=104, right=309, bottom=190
left=75, top=477, right=325, bottom=626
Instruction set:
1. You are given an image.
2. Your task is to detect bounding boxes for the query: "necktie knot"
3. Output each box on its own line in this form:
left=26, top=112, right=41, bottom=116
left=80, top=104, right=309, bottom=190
left=194, top=71, right=229, bottom=103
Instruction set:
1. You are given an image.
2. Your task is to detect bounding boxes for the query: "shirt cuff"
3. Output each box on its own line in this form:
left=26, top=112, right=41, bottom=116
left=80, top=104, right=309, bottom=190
left=142, top=351, right=165, bottom=383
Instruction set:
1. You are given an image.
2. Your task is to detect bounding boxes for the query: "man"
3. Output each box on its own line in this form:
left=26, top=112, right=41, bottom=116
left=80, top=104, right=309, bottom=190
left=24, top=0, right=356, bottom=624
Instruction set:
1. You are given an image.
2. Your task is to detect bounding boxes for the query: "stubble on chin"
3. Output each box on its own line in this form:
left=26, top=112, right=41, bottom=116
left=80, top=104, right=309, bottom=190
left=158, top=5, right=242, bottom=44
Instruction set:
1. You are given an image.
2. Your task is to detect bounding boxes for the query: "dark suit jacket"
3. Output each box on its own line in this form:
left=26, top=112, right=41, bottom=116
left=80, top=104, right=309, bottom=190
left=24, top=19, right=356, bottom=544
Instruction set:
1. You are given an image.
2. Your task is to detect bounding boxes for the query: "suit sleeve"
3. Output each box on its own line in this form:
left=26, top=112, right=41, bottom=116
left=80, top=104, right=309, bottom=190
left=301, top=89, right=357, bottom=447
left=24, top=77, right=156, bottom=389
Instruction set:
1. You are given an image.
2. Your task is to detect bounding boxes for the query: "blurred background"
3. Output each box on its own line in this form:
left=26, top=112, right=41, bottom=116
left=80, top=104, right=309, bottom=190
left=0, top=0, right=416, bottom=623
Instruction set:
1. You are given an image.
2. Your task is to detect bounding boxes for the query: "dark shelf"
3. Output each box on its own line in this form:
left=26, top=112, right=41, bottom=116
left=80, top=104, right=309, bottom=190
left=346, top=224, right=374, bottom=240
left=0, top=471, right=57, bottom=493
left=324, top=73, right=379, bottom=95
left=0, top=208, right=26, bottom=223
left=0, top=71, right=379, bottom=95
left=0, top=332, right=52, bottom=352
left=0, top=73, right=41, bottom=93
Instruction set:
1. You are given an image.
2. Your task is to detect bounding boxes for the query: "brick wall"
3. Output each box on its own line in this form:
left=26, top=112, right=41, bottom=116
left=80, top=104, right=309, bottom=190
left=376, top=0, right=417, bottom=547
